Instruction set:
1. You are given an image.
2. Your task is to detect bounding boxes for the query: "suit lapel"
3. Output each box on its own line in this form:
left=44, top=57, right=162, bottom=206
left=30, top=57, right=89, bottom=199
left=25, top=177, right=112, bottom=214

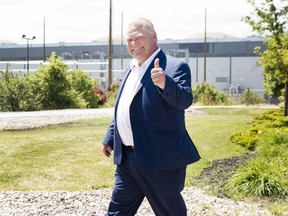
left=117, top=49, right=166, bottom=105
left=140, top=50, right=166, bottom=86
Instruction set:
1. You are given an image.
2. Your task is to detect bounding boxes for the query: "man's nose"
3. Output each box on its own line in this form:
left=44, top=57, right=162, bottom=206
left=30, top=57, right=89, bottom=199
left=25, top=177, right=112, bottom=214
left=131, top=40, right=137, bottom=45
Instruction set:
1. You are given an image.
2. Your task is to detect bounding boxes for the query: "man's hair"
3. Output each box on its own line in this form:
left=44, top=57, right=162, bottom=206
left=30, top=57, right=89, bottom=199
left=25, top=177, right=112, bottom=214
left=128, top=17, right=156, bottom=33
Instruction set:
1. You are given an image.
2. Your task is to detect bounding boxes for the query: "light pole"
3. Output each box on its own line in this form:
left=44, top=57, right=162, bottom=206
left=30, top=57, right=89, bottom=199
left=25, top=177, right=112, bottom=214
left=22, top=34, right=36, bottom=72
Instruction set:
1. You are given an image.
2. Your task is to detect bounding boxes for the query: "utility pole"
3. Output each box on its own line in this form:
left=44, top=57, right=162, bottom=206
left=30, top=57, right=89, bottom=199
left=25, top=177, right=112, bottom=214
left=203, top=8, right=207, bottom=82
left=108, top=0, right=113, bottom=90
left=43, top=16, right=46, bottom=62
left=120, top=13, right=124, bottom=71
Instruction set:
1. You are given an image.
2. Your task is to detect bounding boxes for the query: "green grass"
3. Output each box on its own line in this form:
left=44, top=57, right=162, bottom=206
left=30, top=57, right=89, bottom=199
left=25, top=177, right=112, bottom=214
left=0, top=117, right=115, bottom=190
left=185, top=108, right=267, bottom=183
left=0, top=108, right=271, bottom=191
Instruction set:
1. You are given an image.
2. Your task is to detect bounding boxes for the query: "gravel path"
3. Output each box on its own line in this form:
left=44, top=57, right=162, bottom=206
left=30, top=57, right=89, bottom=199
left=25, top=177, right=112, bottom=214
left=0, top=188, right=271, bottom=216
left=0, top=108, right=114, bottom=131
left=0, top=107, right=273, bottom=215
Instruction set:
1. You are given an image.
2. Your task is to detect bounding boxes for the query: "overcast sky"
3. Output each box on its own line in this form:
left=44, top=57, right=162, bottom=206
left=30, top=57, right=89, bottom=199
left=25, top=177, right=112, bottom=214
left=0, top=0, right=257, bottom=44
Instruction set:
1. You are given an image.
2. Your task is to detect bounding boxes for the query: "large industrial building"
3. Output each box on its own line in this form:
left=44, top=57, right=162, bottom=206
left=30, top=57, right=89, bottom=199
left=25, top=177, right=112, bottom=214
left=0, top=37, right=267, bottom=99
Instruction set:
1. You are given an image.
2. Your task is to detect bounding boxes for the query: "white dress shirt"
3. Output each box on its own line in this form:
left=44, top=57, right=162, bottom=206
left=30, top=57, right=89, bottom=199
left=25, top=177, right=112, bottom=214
left=116, top=48, right=160, bottom=146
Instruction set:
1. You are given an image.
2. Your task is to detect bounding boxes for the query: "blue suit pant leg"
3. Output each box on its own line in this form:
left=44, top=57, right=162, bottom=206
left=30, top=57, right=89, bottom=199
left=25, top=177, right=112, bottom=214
left=106, top=148, right=145, bottom=216
left=134, top=166, right=187, bottom=216
left=106, top=146, right=187, bottom=216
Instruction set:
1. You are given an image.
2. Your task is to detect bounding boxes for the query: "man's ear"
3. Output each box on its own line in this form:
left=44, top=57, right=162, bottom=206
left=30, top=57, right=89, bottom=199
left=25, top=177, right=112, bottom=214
left=153, top=32, right=158, bottom=40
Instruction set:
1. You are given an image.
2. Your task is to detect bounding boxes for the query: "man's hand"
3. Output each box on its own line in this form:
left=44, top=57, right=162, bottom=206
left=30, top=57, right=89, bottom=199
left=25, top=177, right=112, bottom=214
left=102, top=144, right=112, bottom=157
left=151, top=58, right=166, bottom=89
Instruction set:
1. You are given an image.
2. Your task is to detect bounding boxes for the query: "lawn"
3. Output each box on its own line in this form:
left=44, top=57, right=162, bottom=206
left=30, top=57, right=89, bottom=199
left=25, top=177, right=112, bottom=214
left=0, top=108, right=272, bottom=191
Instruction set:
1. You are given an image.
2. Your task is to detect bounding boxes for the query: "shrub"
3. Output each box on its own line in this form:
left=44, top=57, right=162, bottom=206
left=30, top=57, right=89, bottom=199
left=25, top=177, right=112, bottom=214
left=102, top=83, right=120, bottom=107
left=240, top=88, right=266, bottom=105
left=67, top=70, right=104, bottom=108
left=230, top=109, right=286, bottom=151
left=230, top=129, right=260, bottom=150
left=227, top=128, right=288, bottom=197
left=0, top=67, right=40, bottom=111
left=226, top=157, right=288, bottom=197
left=257, top=130, right=288, bottom=158
left=33, top=53, right=86, bottom=109
left=0, top=54, right=110, bottom=111
left=192, top=82, right=231, bottom=105
left=254, top=109, right=288, bottom=128
left=92, top=87, right=107, bottom=105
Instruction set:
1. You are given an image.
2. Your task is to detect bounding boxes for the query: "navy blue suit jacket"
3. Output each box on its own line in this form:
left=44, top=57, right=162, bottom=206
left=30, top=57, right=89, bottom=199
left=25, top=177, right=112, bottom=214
left=103, top=49, right=200, bottom=170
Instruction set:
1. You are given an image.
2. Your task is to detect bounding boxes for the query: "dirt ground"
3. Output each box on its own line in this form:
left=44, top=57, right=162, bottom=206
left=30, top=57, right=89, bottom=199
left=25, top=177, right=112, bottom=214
left=192, top=153, right=255, bottom=197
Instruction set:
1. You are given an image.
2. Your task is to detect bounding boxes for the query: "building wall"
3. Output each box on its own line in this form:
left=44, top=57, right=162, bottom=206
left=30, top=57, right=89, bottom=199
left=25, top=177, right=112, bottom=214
left=0, top=38, right=266, bottom=97
left=189, top=56, right=263, bottom=96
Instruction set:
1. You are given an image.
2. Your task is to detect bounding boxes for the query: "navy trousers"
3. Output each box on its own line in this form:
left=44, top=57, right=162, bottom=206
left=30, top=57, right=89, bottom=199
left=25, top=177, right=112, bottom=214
left=106, top=145, right=187, bottom=216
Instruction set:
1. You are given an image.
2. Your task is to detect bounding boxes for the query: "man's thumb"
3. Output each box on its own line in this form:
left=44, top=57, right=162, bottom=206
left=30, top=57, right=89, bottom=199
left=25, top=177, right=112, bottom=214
left=154, top=58, right=160, bottom=68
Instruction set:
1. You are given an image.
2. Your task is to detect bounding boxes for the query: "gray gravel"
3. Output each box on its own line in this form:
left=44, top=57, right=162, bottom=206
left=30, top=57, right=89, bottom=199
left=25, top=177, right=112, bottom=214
left=0, top=187, right=271, bottom=216
left=0, top=107, right=272, bottom=215
left=0, top=108, right=114, bottom=131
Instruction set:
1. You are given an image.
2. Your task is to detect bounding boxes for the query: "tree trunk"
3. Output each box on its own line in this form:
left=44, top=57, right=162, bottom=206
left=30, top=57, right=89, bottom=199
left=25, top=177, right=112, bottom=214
left=284, top=81, right=288, bottom=116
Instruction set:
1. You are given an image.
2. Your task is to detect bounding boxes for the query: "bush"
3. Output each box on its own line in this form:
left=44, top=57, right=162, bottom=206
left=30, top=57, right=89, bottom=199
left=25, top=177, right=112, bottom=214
left=68, top=70, right=104, bottom=108
left=240, top=88, right=266, bottom=105
left=257, top=130, right=288, bottom=158
left=226, top=157, right=288, bottom=197
left=0, top=54, right=109, bottom=111
left=92, top=87, right=107, bottom=106
left=0, top=67, right=39, bottom=111
left=227, top=125, right=288, bottom=197
left=101, top=83, right=120, bottom=107
left=254, top=109, right=288, bottom=128
left=192, top=82, right=232, bottom=105
left=32, top=53, right=86, bottom=109
left=230, top=109, right=287, bottom=151
left=230, top=129, right=260, bottom=150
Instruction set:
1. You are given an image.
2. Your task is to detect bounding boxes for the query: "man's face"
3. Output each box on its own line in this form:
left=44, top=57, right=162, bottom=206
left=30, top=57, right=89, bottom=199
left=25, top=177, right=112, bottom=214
left=126, top=25, right=158, bottom=65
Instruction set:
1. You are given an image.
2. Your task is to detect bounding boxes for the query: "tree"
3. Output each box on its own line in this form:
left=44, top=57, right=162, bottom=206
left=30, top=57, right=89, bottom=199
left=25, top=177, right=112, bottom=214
left=0, top=66, right=37, bottom=111
left=67, top=69, right=102, bottom=108
left=33, top=52, right=85, bottom=109
left=256, top=35, right=288, bottom=96
left=244, top=0, right=288, bottom=115
left=0, top=53, right=106, bottom=111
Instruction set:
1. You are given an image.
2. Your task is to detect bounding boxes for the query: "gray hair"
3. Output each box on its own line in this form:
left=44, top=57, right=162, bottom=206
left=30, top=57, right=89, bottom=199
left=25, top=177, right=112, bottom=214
left=128, top=17, right=156, bottom=33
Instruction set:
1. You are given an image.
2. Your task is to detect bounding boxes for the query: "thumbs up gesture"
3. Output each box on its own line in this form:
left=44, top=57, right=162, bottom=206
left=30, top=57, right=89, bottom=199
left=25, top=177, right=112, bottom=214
left=151, top=58, right=166, bottom=89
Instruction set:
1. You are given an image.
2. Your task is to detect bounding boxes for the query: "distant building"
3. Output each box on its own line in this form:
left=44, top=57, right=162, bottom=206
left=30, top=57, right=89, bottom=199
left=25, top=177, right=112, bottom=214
left=0, top=37, right=268, bottom=100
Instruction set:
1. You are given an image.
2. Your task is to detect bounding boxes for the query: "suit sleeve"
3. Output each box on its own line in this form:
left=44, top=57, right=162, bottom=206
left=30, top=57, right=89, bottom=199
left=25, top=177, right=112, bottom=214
left=159, top=61, right=193, bottom=110
left=102, top=118, right=115, bottom=149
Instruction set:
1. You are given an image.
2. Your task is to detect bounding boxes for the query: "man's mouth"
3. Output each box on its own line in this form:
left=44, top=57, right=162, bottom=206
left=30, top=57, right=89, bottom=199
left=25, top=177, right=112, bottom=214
left=133, top=47, right=142, bottom=52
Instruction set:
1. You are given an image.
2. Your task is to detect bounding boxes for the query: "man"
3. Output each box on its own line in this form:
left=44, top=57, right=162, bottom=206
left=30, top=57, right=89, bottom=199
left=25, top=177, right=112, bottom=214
left=102, top=17, right=200, bottom=216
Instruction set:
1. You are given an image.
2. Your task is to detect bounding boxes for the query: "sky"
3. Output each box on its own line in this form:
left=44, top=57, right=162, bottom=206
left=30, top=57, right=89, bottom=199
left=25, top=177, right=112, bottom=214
left=0, top=0, right=257, bottom=45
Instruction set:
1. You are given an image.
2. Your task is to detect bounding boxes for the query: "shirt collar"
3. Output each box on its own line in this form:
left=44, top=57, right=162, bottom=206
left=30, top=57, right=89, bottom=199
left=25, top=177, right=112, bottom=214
left=129, top=47, right=161, bottom=70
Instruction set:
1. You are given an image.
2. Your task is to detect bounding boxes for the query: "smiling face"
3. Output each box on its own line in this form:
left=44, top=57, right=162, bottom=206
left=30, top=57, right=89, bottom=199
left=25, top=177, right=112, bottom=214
left=126, top=20, right=158, bottom=65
